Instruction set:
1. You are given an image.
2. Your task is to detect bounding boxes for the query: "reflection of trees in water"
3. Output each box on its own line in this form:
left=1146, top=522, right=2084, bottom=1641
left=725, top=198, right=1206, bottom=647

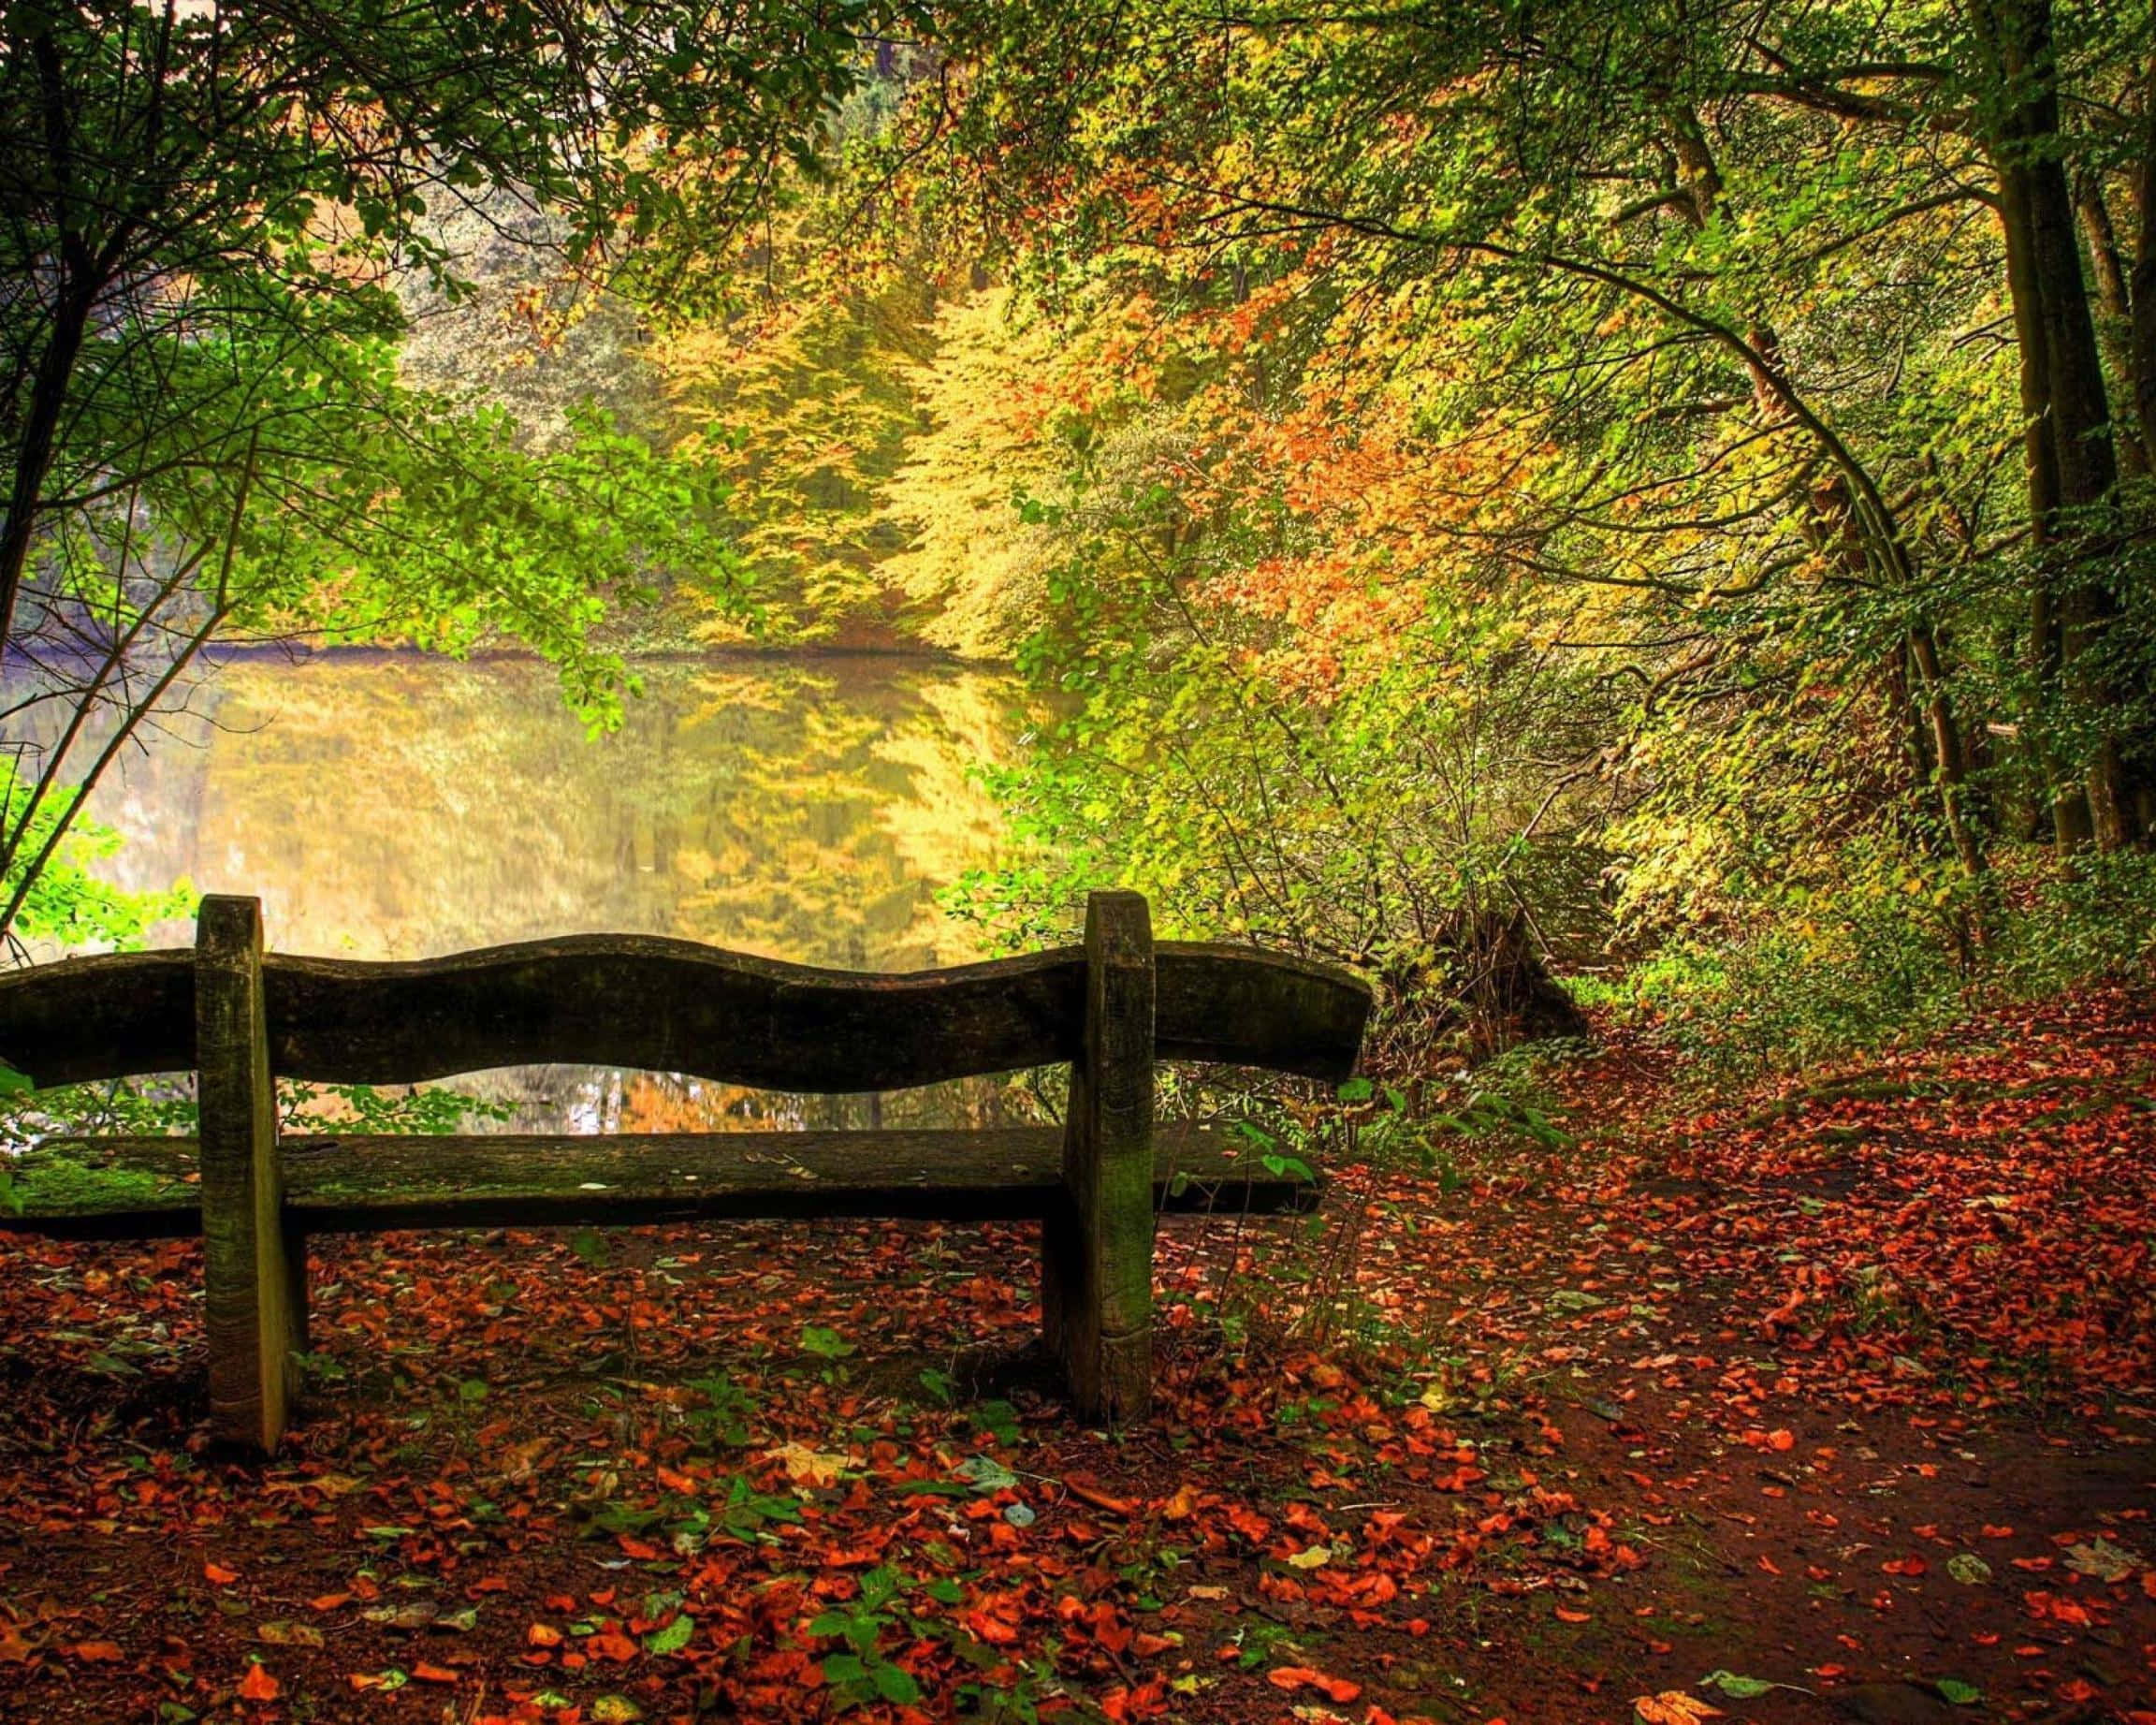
left=456, top=1060, right=1044, bottom=1137
left=81, top=651, right=1023, bottom=967
left=662, top=663, right=1014, bottom=969
left=65, top=650, right=1035, bottom=1129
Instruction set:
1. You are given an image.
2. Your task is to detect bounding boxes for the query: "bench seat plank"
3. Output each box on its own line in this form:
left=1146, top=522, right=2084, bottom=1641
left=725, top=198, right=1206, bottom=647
left=1, top=1124, right=1318, bottom=1238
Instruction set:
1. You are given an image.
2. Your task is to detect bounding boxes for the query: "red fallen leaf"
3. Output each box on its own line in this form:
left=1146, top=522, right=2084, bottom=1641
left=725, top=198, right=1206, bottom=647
left=1063, top=1475, right=1136, bottom=1517
left=64, top=1640, right=124, bottom=1662
left=238, top=1664, right=281, bottom=1703
left=205, top=1564, right=240, bottom=1586
left=1100, top=1680, right=1169, bottom=1722
left=528, top=1624, right=563, bottom=1647
left=308, top=1593, right=349, bottom=1613
left=1268, top=1665, right=1361, bottom=1703
left=413, top=1661, right=459, bottom=1684
left=1881, top=1557, right=1927, bottom=1577
left=1554, top=1606, right=1592, bottom=1623
left=590, top=1630, right=639, bottom=1662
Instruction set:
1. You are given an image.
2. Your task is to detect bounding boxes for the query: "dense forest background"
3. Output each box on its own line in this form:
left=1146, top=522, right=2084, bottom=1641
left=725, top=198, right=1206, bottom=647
left=6, top=0, right=2155, bottom=1074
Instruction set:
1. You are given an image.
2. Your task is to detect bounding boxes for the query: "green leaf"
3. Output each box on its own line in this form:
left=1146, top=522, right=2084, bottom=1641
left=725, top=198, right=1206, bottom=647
left=858, top=1567, right=899, bottom=1609
left=1698, top=1671, right=1777, bottom=1700
left=644, top=1614, right=695, bottom=1656
left=1934, top=1677, right=1981, bottom=1705
left=800, top=1325, right=856, bottom=1359
left=871, top=1660, right=923, bottom=1703
left=821, top=1653, right=867, bottom=1684
left=954, top=1455, right=1017, bottom=1494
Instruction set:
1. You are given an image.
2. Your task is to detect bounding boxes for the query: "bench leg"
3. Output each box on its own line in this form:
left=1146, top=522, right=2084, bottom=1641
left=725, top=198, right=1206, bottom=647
left=197, top=897, right=299, bottom=1454
left=1048, top=891, right=1157, bottom=1423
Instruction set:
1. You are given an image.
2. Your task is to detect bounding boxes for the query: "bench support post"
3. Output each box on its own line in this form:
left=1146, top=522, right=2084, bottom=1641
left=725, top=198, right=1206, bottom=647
left=1044, top=891, right=1156, bottom=1423
left=197, top=896, right=299, bottom=1453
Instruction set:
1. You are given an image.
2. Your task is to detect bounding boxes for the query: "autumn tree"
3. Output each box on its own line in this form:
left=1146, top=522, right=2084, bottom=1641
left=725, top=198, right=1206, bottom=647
left=0, top=0, right=918, bottom=947
left=903, top=0, right=2155, bottom=870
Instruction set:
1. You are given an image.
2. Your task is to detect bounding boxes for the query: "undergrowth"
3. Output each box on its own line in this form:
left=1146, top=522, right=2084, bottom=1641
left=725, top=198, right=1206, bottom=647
left=1581, top=848, right=2156, bottom=1077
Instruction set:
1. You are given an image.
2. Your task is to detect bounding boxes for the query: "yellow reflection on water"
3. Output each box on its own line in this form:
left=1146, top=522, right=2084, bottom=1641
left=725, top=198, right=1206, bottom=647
left=92, top=651, right=1020, bottom=969
left=76, top=651, right=1036, bottom=1131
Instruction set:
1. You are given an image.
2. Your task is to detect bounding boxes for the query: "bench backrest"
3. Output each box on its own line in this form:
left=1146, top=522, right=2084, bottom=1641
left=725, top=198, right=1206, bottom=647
left=1, top=899, right=1371, bottom=1093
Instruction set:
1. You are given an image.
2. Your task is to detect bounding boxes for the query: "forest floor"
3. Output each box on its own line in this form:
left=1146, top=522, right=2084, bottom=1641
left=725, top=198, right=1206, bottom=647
left=0, top=986, right=2152, bottom=1725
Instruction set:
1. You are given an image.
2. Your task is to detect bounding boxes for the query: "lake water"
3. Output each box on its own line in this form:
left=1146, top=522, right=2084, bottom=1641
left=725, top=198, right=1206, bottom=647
left=57, top=650, right=1040, bottom=1131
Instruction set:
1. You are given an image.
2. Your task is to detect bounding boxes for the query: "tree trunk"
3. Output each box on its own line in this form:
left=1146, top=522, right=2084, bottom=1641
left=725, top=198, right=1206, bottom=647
left=1974, top=0, right=2142, bottom=849
left=2074, top=171, right=2149, bottom=477
left=0, top=270, right=95, bottom=658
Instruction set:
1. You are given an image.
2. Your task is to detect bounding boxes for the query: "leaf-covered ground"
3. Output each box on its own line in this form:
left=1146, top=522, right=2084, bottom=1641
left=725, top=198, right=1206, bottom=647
left=2, top=986, right=2153, bottom=1724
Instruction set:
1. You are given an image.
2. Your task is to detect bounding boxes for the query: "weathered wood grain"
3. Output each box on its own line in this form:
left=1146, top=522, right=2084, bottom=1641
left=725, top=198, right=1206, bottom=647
left=1051, top=892, right=1158, bottom=1425
left=196, top=898, right=298, bottom=1455
left=0, top=948, right=194, bottom=1086
left=0, top=938, right=1370, bottom=1090
left=0, top=1124, right=1317, bottom=1235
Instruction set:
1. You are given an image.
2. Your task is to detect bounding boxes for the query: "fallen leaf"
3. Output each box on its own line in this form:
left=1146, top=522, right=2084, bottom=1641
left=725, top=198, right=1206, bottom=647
left=2062, top=1538, right=2139, bottom=1582
left=238, top=1664, right=282, bottom=1703
left=1698, top=1672, right=1777, bottom=1700
left=764, top=1442, right=847, bottom=1488
left=1633, top=1694, right=1721, bottom=1725
left=1268, top=1666, right=1361, bottom=1703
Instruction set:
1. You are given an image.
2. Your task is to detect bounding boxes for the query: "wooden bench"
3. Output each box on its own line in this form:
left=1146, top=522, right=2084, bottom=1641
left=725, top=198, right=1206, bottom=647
left=0, top=891, right=1370, bottom=1452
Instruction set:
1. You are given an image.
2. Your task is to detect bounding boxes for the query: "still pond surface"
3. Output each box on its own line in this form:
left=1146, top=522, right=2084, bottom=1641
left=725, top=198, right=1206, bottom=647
left=76, top=650, right=1035, bottom=1131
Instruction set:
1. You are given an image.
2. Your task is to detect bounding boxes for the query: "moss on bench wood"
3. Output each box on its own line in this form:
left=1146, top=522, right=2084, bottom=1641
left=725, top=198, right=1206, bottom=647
left=1, top=1123, right=1317, bottom=1237
left=0, top=940, right=1369, bottom=1091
